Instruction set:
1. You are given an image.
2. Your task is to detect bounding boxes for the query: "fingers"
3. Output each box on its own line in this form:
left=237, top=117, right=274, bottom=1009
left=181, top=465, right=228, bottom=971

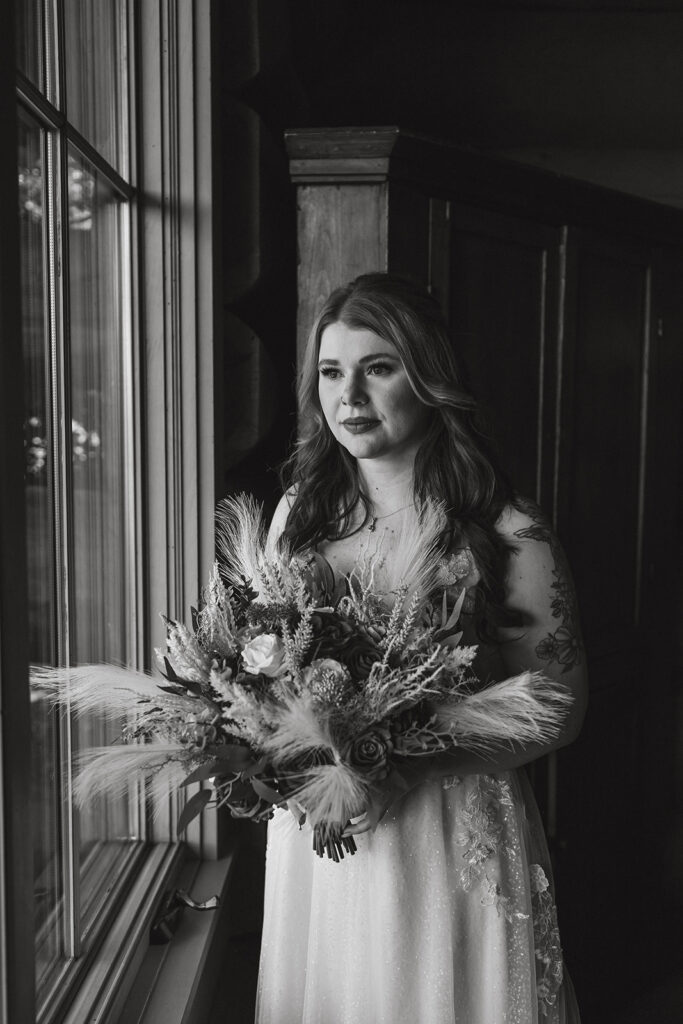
left=342, top=813, right=371, bottom=837
left=287, top=799, right=306, bottom=828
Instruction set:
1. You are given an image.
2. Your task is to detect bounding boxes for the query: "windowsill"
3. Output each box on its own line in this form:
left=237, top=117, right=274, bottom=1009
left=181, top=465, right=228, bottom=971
left=114, top=850, right=242, bottom=1024
left=58, top=843, right=185, bottom=1024
left=46, top=808, right=264, bottom=1024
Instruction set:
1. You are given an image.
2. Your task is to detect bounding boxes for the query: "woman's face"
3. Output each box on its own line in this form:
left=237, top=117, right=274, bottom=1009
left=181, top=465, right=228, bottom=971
left=317, top=321, right=431, bottom=462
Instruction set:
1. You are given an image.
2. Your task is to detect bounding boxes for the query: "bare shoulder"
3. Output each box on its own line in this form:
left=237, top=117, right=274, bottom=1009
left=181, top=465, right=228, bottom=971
left=267, top=486, right=298, bottom=547
left=495, top=496, right=553, bottom=545
left=495, top=497, right=567, bottom=588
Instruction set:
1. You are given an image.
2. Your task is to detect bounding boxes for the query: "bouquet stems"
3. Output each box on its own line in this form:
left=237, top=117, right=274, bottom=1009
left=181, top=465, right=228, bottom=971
left=312, top=823, right=357, bottom=861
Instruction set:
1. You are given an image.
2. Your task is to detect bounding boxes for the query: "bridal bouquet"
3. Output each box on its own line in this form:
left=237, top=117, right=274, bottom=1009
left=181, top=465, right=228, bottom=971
left=41, top=496, right=572, bottom=861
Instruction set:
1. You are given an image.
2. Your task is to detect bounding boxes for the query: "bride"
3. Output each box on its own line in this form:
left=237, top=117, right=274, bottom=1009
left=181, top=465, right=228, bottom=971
left=255, top=273, right=586, bottom=1023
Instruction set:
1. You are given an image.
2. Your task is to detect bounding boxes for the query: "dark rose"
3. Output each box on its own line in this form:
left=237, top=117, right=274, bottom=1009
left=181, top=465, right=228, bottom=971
left=344, top=727, right=393, bottom=781
left=345, top=642, right=381, bottom=680
left=310, top=610, right=354, bottom=644
left=310, top=611, right=381, bottom=681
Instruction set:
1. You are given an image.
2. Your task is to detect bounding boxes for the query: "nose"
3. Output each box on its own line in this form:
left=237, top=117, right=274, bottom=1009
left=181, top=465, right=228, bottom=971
left=341, top=371, right=368, bottom=407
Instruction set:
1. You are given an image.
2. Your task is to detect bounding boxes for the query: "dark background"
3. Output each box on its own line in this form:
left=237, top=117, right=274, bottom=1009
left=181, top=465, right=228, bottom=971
left=215, top=0, right=683, bottom=501
left=211, top=3, right=683, bottom=1021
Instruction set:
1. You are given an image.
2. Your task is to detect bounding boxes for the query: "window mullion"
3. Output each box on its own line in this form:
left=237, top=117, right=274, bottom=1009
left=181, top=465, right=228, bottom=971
left=64, top=125, right=133, bottom=200
left=46, top=128, right=81, bottom=962
left=120, top=190, right=146, bottom=843
left=17, top=78, right=133, bottom=201
left=16, top=74, right=65, bottom=132
left=51, top=0, right=65, bottom=112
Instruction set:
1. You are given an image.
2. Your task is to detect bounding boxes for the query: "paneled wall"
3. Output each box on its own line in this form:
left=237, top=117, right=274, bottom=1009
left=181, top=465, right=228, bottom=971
left=287, top=127, right=683, bottom=1018
left=214, top=1, right=304, bottom=508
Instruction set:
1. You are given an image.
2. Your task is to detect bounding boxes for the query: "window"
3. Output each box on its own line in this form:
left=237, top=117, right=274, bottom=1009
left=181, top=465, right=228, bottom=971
left=17, top=0, right=148, bottom=1016
left=7, top=1, right=217, bottom=1021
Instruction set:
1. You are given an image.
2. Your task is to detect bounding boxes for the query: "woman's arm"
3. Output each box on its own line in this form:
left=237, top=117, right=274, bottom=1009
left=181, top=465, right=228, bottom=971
left=266, top=488, right=296, bottom=550
left=425, top=498, right=588, bottom=777
left=438, top=501, right=588, bottom=764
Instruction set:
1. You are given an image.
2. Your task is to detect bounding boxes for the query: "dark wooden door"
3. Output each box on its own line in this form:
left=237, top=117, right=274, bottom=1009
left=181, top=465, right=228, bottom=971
left=445, top=214, right=682, bottom=1014
left=446, top=203, right=562, bottom=510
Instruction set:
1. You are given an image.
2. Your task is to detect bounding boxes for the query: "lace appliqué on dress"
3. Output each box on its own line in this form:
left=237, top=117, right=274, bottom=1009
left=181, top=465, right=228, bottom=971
left=529, top=864, right=564, bottom=1016
left=436, top=548, right=479, bottom=588
left=454, top=776, right=528, bottom=925
left=436, top=548, right=481, bottom=615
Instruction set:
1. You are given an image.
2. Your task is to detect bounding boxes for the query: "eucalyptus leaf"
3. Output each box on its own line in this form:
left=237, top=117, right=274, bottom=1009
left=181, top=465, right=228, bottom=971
left=180, top=760, right=232, bottom=787
left=162, top=656, right=180, bottom=683
left=157, top=683, right=192, bottom=697
left=251, top=777, right=281, bottom=804
left=177, top=788, right=212, bottom=835
left=442, top=587, right=466, bottom=633
left=241, top=754, right=269, bottom=779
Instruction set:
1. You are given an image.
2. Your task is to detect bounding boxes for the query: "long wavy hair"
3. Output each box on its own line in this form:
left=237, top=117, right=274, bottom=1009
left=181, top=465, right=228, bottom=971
left=280, top=273, right=518, bottom=638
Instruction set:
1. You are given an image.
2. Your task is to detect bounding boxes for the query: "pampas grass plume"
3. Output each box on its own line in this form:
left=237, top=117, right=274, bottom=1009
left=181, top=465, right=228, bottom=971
left=287, top=761, right=367, bottom=828
left=434, top=671, right=573, bottom=753
left=215, top=493, right=271, bottom=592
left=33, top=663, right=174, bottom=721
left=383, top=499, right=448, bottom=604
left=72, top=743, right=191, bottom=807
left=261, top=692, right=336, bottom=764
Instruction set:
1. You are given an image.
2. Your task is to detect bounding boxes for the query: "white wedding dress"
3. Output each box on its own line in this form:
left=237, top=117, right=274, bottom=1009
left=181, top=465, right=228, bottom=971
left=255, top=766, right=580, bottom=1023
left=255, top=522, right=582, bottom=1023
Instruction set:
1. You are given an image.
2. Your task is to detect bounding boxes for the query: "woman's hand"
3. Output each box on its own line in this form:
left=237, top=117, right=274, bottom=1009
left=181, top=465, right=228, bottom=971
left=341, top=756, right=446, bottom=837
left=287, top=798, right=307, bottom=827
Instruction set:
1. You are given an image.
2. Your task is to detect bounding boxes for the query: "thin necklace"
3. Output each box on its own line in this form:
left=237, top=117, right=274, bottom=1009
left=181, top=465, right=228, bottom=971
left=367, top=502, right=415, bottom=532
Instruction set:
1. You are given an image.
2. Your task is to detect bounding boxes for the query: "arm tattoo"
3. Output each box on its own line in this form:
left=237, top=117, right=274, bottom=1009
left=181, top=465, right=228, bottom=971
left=512, top=497, right=584, bottom=673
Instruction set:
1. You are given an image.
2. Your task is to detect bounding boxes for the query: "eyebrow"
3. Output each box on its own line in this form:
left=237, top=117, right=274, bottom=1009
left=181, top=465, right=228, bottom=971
left=317, top=353, right=400, bottom=366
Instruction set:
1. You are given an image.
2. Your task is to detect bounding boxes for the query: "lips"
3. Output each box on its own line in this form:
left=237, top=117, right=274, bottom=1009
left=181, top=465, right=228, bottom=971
left=341, top=418, right=380, bottom=434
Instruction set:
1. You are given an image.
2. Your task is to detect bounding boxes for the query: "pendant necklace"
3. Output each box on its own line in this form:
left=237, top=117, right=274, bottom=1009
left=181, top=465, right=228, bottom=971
left=367, top=502, right=415, bottom=533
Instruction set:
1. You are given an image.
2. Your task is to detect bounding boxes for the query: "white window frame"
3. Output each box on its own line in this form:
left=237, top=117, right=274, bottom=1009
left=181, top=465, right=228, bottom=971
left=1, top=2, right=217, bottom=1022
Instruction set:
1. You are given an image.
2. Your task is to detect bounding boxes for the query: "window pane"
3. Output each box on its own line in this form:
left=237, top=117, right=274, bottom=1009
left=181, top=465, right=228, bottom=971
left=16, top=0, right=59, bottom=103
left=16, top=0, right=44, bottom=91
left=64, top=0, right=126, bottom=172
left=67, top=147, right=138, bottom=926
left=18, top=109, right=65, bottom=995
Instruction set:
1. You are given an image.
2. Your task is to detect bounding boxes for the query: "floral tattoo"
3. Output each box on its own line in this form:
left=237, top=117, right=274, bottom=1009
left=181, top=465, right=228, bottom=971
left=513, top=498, right=584, bottom=673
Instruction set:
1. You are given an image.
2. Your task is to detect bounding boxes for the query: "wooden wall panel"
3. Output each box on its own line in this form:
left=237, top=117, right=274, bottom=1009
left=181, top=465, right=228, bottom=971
left=562, top=237, right=650, bottom=663
left=387, top=181, right=430, bottom=283
left=448, top=207, right=561, bottom=508
left=295, top=184, right=388, bottom=362
left=555, top=233, right=676, bottom=1007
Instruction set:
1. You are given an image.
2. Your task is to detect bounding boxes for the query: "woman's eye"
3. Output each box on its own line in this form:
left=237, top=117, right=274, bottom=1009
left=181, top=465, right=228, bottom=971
left=367, top=363, right=392, bottom=376
left=319, top=367, right=342, bottom=380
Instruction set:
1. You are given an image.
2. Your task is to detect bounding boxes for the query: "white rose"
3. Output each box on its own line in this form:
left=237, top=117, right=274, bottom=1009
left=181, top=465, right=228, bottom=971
left=241, top=634, right=286, bottom=677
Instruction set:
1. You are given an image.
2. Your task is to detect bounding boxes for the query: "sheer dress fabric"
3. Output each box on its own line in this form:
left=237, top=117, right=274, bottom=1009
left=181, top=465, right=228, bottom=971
left=255, top=545, right=580, bottom=1023
left=255, top=768, right=581, bottom=1024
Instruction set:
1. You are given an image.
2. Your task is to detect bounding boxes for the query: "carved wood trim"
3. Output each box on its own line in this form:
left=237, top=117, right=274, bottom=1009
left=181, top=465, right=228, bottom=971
left=286, top=126, right=683, bottom=245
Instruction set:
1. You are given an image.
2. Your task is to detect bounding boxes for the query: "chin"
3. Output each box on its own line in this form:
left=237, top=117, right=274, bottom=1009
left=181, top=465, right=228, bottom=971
left=339, top=436, right=390, bottom=460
